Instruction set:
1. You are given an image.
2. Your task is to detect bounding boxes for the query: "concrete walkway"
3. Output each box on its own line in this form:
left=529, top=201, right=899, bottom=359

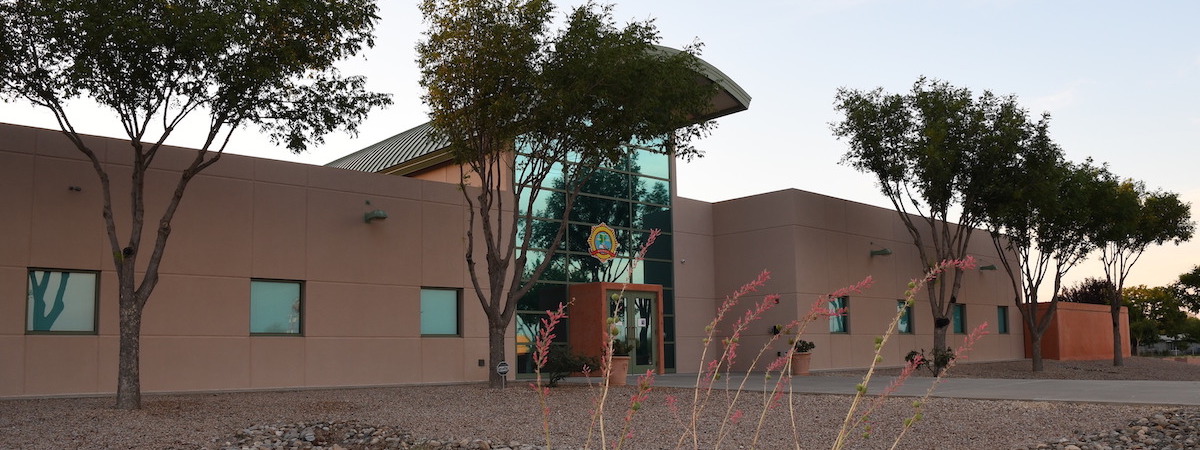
left=636, top=373, right=1200, bottom=406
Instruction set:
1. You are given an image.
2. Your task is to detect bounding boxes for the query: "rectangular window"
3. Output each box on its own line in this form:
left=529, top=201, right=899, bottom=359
left=27, top=269, right=98, bottom=333
left=952, top=303, right=966, bottom=334
left=897, top=300, right=913, bottom=334
left=997, top=306, right=1010, bottom=334
left=828, top=296, right=848, bottom=333
left=421, top=288, right=461, bottom=336
left=250, top=280, right=302, bottom=335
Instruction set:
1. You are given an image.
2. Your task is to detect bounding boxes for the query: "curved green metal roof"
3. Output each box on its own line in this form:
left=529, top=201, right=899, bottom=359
left=327, top=48, right=750, bottom=174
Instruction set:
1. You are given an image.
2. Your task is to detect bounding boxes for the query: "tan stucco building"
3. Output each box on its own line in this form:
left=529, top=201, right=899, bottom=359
left=1, top=116, right=1028, bottom=398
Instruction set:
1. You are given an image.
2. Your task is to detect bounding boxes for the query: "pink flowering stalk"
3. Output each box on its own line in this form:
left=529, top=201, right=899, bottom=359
left=832, top=256, right=980, bottom=450
left=530, top=300, right=571, bottom=449
left=775, top=277, right=873, bottom=445
left=711, top=294, right=784, bottom=448
left=677, top=269, right=771, bottom=449
left=887, top=321, right=989, bottom=450
left=587, top=229, right=659, bottom=450
left=611, top=369, right=655, bottom=450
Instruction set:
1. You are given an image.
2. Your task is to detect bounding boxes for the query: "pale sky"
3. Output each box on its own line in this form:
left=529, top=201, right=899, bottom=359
left=3, top=0, right=1198, bottom=295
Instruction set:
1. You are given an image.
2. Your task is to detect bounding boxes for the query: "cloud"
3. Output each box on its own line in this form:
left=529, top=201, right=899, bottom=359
left=1029, top=82, right=1085, bottom=113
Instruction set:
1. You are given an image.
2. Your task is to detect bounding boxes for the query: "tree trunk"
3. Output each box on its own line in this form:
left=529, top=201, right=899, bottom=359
left=115, top=292, right=143, bottom=410
left=1111, top=301, right=1124, bottom=366
left=487, top=319, right=507, bottom=389
left=1030, top=334, right=1044, bottom=372
left=932, top=321, right=948, bottom=374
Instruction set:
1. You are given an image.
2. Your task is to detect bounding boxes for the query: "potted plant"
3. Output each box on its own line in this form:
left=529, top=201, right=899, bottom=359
left=791, top=339, right=815, bottom=376
left=608, top=338, right=636, bottom=386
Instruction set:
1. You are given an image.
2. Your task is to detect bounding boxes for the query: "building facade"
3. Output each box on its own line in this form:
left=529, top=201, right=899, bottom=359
left=1, top=117, right=1027, bottom=398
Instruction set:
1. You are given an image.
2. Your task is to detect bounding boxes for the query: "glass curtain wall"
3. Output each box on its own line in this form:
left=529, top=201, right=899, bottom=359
left=513, top=140, right=677, bottom=375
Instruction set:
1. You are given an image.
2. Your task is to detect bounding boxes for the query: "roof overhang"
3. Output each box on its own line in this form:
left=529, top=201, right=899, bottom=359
left=653, top=45, right=751, bottom=122
left=327, top=46, right=750, bottom=175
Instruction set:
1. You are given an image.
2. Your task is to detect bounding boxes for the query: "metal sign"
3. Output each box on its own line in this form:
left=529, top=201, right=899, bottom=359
left=496, top=361, right=510, bottom=376
left=587, top=223, right=618, bottom=262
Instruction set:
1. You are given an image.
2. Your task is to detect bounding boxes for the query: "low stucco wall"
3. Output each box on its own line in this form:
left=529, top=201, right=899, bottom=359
left=1022, top=302, right=1131, bottom=360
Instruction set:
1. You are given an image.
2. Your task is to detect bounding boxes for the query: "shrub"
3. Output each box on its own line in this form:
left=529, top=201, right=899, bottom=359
left=905, top=348, right=957, bottom=376
left=542, top=346, right=598, bottom=387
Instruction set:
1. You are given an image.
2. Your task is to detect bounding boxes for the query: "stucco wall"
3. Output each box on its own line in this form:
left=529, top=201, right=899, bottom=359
left=0, top=124, right=499, bottom=398
left=702, top=189, right=1026, bottom=372
left=1022, top=302, right=1131, bottom=361
left=3, top=122, right=1033, bottom=397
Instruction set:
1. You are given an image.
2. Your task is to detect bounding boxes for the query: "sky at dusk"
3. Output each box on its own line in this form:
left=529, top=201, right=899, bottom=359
left=2, top=0, right=1197, bottom=296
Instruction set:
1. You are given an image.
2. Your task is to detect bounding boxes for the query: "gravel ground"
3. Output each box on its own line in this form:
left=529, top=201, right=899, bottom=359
left=820, top=355, right=1200, bottom=381
left=1, top=357, right=1197, bottom=449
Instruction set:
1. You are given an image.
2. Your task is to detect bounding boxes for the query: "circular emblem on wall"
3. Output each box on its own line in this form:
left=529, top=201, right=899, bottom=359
left=588, top=223, right=619, bottom=262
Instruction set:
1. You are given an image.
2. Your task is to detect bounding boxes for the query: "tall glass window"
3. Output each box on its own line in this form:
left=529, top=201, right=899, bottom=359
left=514, top=139, right=677, bottom=373
left=250, top=280, right=302, bottom=335
left=952, top=303, right=966, bottom=334
left=829, top=296, right=849, bottom=333
left=896, top=300, right=913, bottom=334
left=26, top=269, right=98, bottom=333
left=421, top=288, right=461, bottom=336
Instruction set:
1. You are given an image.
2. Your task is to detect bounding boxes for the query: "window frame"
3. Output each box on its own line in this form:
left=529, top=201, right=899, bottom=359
left=828, top=296, right=849, bottom=334
left=952, top=303, right=966, bottom=334
left=25, top=268, right=99, bottom=335
left=896, top=300, right=914, bottom=334
left=249, top=278, right=305, bottom=336
left=421, top=287, right=463, bottom=337
left=997, top=305, right=1010, bottom=334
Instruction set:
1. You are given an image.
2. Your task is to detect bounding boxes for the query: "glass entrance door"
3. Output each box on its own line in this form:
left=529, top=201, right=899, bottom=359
left=608, top=290, right=657, bottom=374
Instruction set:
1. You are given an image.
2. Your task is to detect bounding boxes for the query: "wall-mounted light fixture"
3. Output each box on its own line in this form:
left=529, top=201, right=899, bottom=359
left=364, top=209, right=388, bottom=223
left=980, top=264, right=997, bottom=271
left=363, top=200, right=388, bottom=223
left=870, top=248, right=892, bottom=257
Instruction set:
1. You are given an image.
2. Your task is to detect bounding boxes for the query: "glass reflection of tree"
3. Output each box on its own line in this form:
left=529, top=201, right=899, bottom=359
left=526, top=150, right=665, bottom=283
left=28, top=271, right=70, bottom=330
left=634, top=296, right=652, bottom=366
left=515, top=313, right=541, bottom=373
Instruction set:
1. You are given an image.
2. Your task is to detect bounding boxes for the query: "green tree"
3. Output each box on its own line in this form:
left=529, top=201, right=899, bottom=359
left=0, top=0, right=389, bottom=409
left=832, top=78, right=1035, bottom=372
left=1057, top=277, right=1116, bottom=305
left=1123, top=285, right=1190, bottom=352
left=417, top=0, right=718, bottom=388
left=1180, top=316, right=1200, bottom=346
left=983, top=155, right=1112, bottom=371
left=1091, top=181, right=1194, bottom=366
left=1172, top=265, right=1200, bottom=315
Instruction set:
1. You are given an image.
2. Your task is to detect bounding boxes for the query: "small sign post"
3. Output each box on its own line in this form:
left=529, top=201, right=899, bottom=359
left=496, top=361, right=510, bottom=389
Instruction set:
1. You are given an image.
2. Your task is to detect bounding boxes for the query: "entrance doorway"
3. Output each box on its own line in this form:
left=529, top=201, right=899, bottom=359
left=566, top=282, right=664, bottom=375
left=609, top=290, right=657, bottom=374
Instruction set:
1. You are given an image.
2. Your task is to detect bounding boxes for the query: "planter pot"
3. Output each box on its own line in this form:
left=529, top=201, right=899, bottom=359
left=790, top=352, right=812, bottom=376
left=608, top=356, right=631, bottom=386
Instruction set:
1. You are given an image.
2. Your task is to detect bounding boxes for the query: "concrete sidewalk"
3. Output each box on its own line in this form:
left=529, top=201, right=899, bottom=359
left=638, top=373, right=1200, bottom=406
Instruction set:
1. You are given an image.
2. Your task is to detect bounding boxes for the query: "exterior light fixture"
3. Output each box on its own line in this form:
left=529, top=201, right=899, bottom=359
left=980, top=264, right=997, bottom=271
left=870, top=248, right=892, bottom=256
left=364, top=209, right=388, bottom=223
left=363, top=199, right=387, bottom=223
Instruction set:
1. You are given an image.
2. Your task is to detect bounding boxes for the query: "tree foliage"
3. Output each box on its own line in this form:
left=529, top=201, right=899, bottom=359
left=1057, top=277, right=1116, bottom=305
left=1172, top=265, right=1200, bottom=315
left=1123, top=285, right=1190, bottom=349
left=1090, top=179, right=1194, bottom=365
left=0, top=0, right=389, bottom=409
left=981, top=148, right=1112, bottom=370
left=832, top=77, right=1039, bottom=370
left=417, top=0, right=718, bottom=387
